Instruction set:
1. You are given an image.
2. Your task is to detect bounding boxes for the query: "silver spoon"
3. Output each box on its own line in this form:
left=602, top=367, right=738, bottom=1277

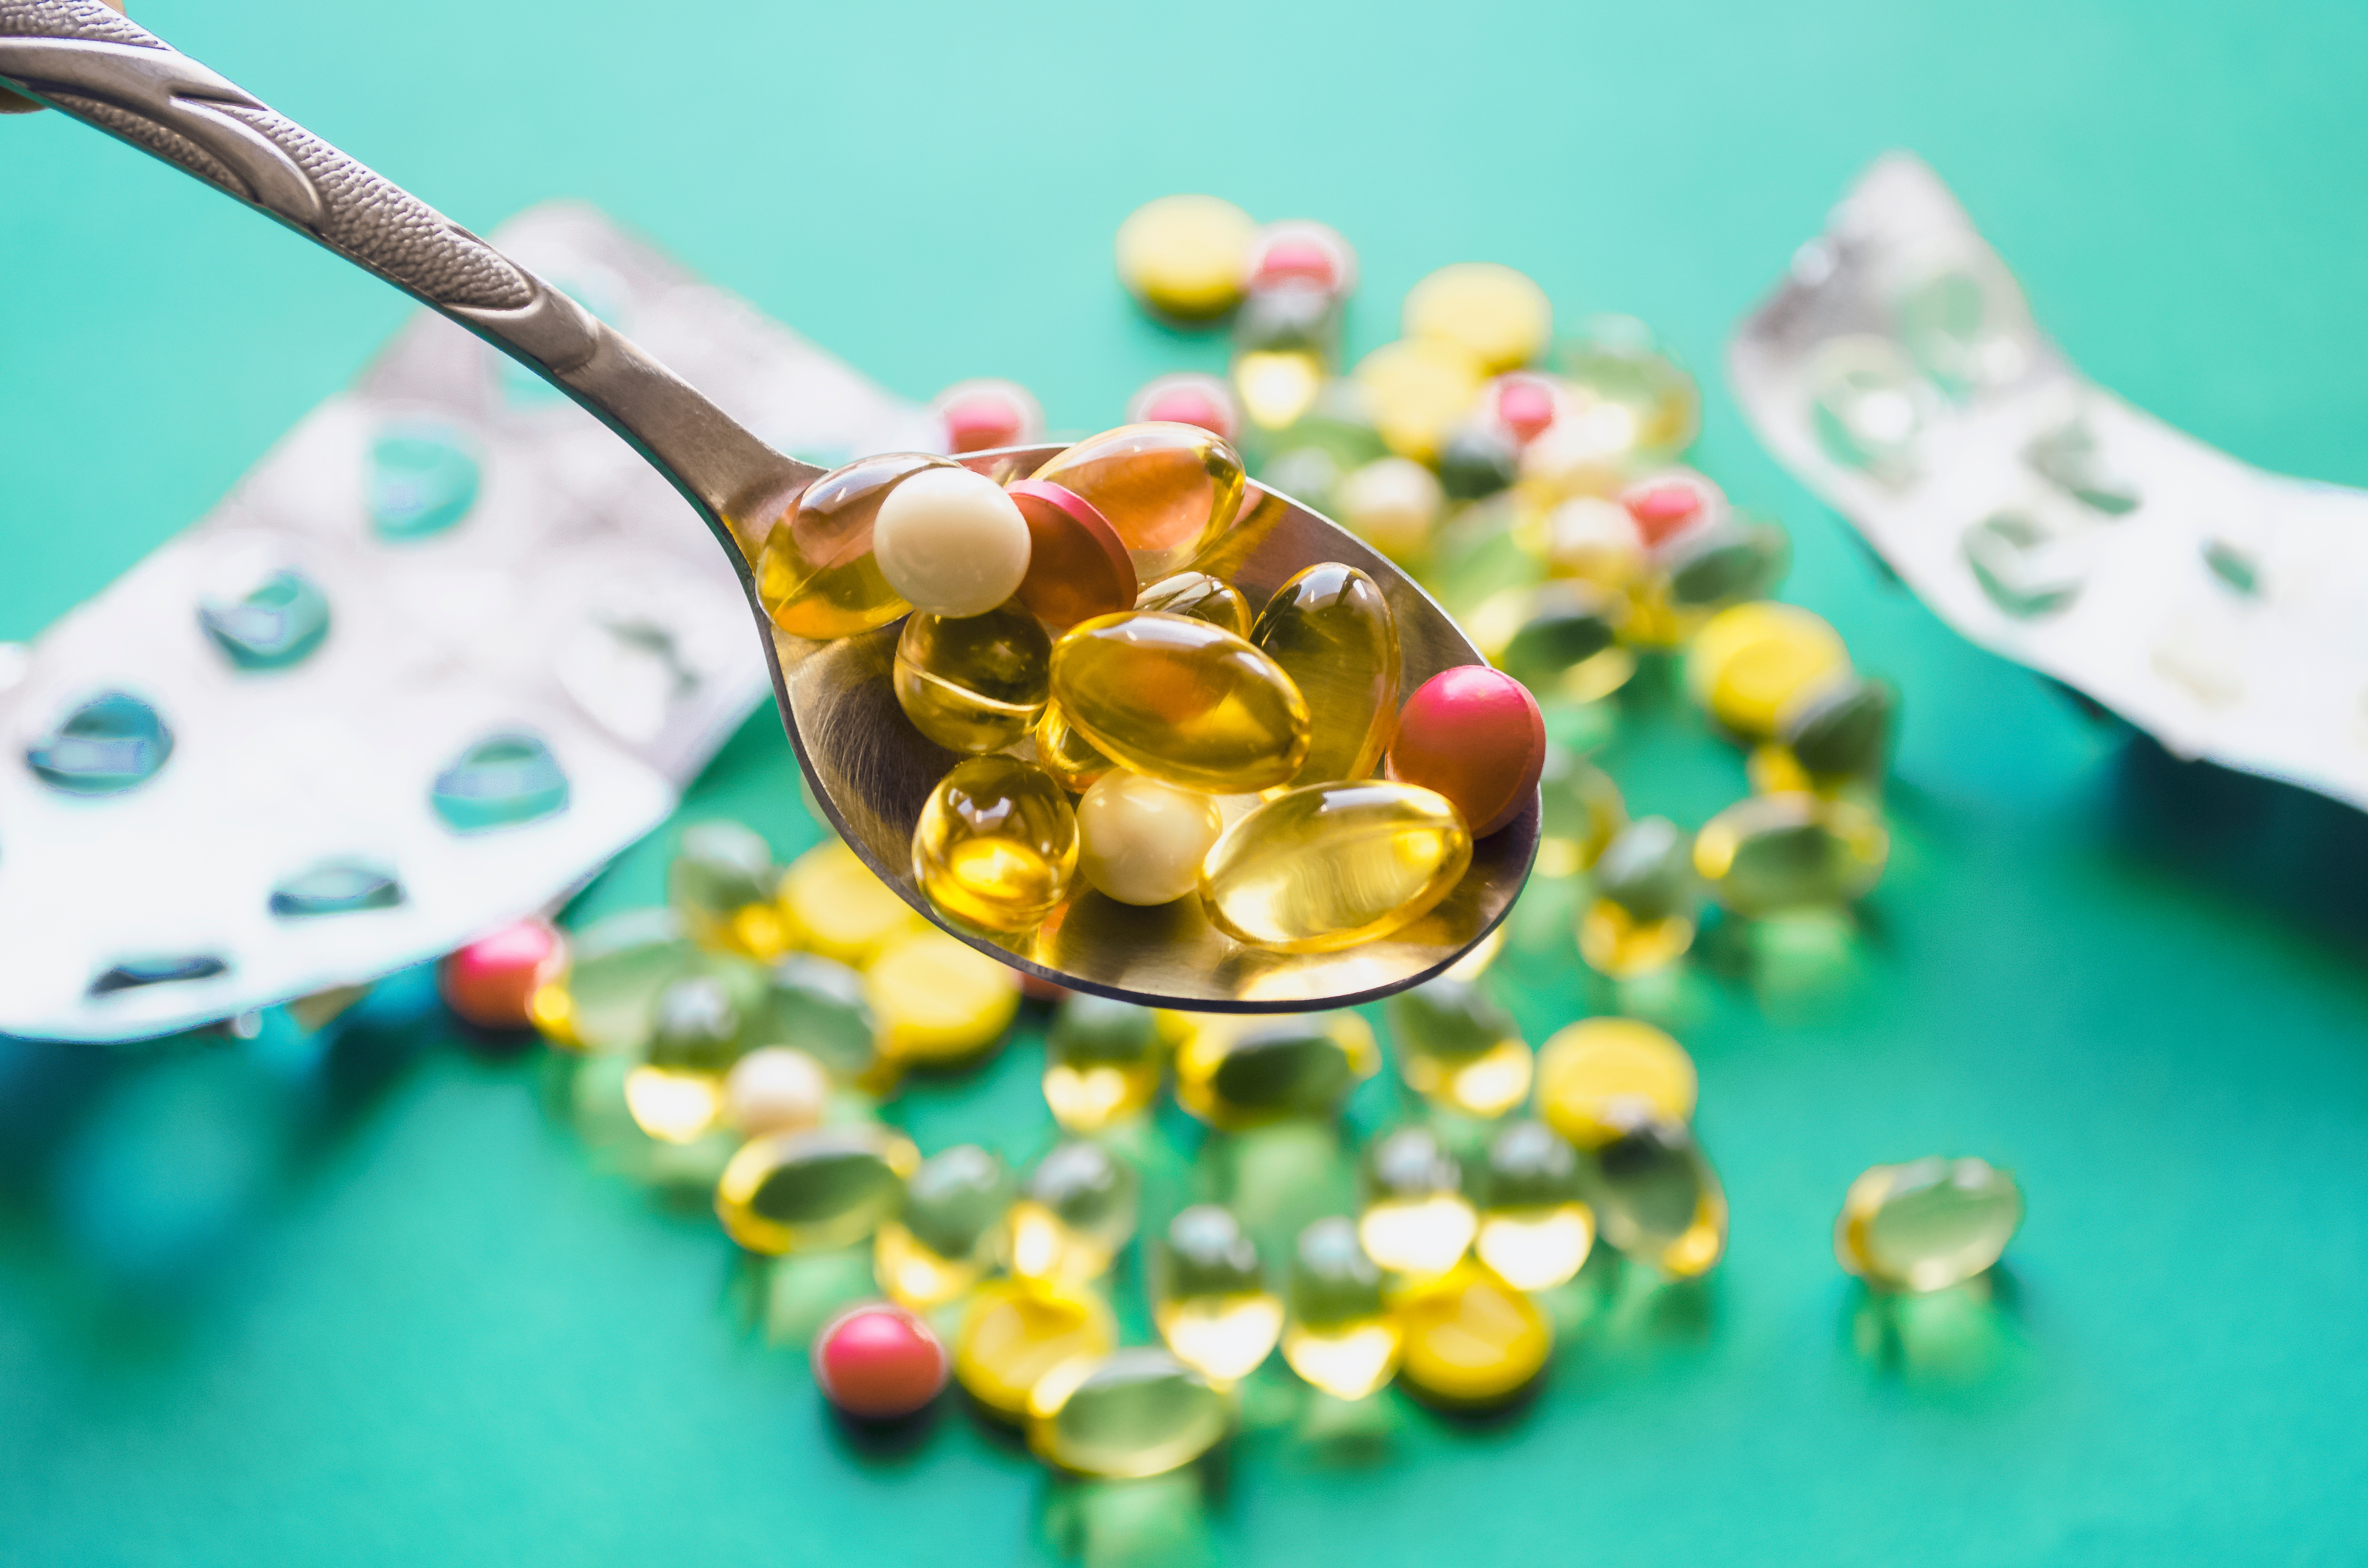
left=1, top=0, right=1538, bottom=1012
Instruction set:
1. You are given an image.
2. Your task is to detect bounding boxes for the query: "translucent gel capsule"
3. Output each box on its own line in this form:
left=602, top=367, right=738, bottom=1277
left=1535, top=747, right=1627, bottom=877
left=1384, top=976, right=1532, bottom=1119
left=1474, top=1119, right=1593, bottom=1291
left=1495, top=580, right=1632, bottom=702
left=1156, top=1205, right=1283, bottom=1383
left=1035, top=701, right=1116, bottom=794
left=1394, top=1261, right=1553, bottom=1407
left=1007, top=1140, right=1140, bottom=1286
left=1172, top=1011, right=1379, bottom=1130
left=1693, top=795, right=1889, bottom=917
left=1663, top=519, right=1792, bottom=622
left=875, top=1143, right=1012, bottom=1309
left=865, top=927, right=1021, bottom=1065
left=1201, top=782, right=1472, bottom=953
left=1135, top=571, right=1253, bottom=639
left=714, top=1124, right=920, bottom=1256
left=1687, top=601, right=1852, bottom=740
left=538, top=909, right=699, bottom=1054
left=757, top=953, right=881, bottom=1086
left=1534, top=1017, right=1698, bottom=1149
left=1032, top=423, right=1248, bottom=583
left=1050, top=612, right=1311, bottom=793
left=1836, top=1157, right=2024, bottom=1293
left=1044, top=994, right=1166, bottom=1133
left=626, top=972, right=754, bottom=1143
left=912, top=756, right=1079, bottom=933
left=1232, top=281, right=1339, bottom=430
left=893, top=602, right=1053, bottom=754
left=1029, top=1349, right=1231, bottom=1478
left=1553, top=314, right=1701, bottom=466
left=1578, top=817, right=1700, bottom=978
left=668, top=820, right=789, bottom=961
left=1250, top=563, right=1401, bottom=787
left=778, top=841, right=923, bottom=967
left=1283, top=1217, right=1401, bottom=1400
left=954, top=1278, right=1117, bottom=1420
left=1765, top=674, right=1896, bottom=796
left=757, top=453, right=957, bottom=639
left=1582, top=1114, right=1727, bottom=1277
left=1357, top=1127, right=1477, bottom=1278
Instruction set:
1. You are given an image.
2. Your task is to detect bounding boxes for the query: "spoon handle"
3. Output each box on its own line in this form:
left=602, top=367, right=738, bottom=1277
left=0, top=0, right=815, bottom=554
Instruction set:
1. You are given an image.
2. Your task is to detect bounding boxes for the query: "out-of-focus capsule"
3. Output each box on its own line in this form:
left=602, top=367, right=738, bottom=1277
left=443, top=916, right=567, bottom=1033
left=1835, top=1157, right=2024, bottom=1293
left=625, top=972, right=752, bottom=1143
left=954, top=1277, right=1117, bottom=1420
left=1127, top=372, right=1243, bottom=444
left=1076, top=771, right=1224, bottom=908
left=912, top=756, right=1078, bottom=934
left=758, top=453, right=957, bottom=639
left=1393, top=1260, right=1553, bottom=1406
left=721, top=1046, right=829, bottom=1136
left=1553, top=314, right=1700, bottom=466
left=893, top=603, right=1053, bottom=754
left=1384, top=975, right=1532, bottom=1119
left=1618, top=469, right=1726, bottom=550
left=1435, top=424, right=1521, bottom=502
left=1533, top=1017, right=1697, bottom=1149
left=531, top=908, right=696, bottom=1054
left=668, top=821, right=789, bottom=961
left=1155, top=1205, right=1283, bottom=1382
left=1357, top=1127, right=1477, bottom=1278
left=1495, top=581, right=1634, bottom=704
left=1035, top=701, right=1116, bottom=794
left=1245, top=219, right=1357, bottom=298
left=813, top=1302, right=949, bottom=1420
left=1050, top=612, right=1310, bottom=794
left=715, top=1123, right=920, bottom=1255
left=1201, top=782, right=1472, bottom=953
left=1474, top=1119, right=1593, bottom=1291
left=1578, top=817, right=1700, bottom=978
left=1282, top=1217, right=1401, bottom=1399
left=1029, top=1349, right=1231, bottom=1478
left=1007, top=1139, right=1140, bottom=1286
left=872, top=466, right=1034, bottom=619
left=1336, top=456, right=1444, bottom=563
left=1534, top=495, right=1648, bottom=588
left=1657, top=518, right=1793, bottom=637
left=1008, top=480, right=1138, bottom=632
left=932, top=378, right=1043, bottom=454
left=1489, top=372, right=1564, bottom=446
left=1752, top=674, right=1897, bottom=797
left=1687, top=601, right=1852, bottom=741
left=1043, top=993, right=1165, bottom=1132
left=1250, top=563, right=1400, bottom=787
left=1581, top=1113, right=1726, bottom=1276
left=1134, top=571, right=1253, bottom=639
left=1171, top=1011, right=1379, bottom=1129
left=778, top=841, right=924, bottom=968
left=1404, top=263, right=1552, bottom=374
left=875, top=1143, right=1012, bottom=1310
left=758, top=953, right=880, bottom=1085
left=1032, top=424, right=1248, bottom=583
left=1805, top=334, right=1923, bottom=481
left=1232, top=281, right=1340, bottom=430
left=1115, top=195, right=1257, bottom=321
left=1354, top=338, right=1485, bottom=462
left=1692, top=795, right=1889, bottom=916
left=865, top=927, right=1022, bottom=1065
left=1535, top=746, right=1627, bottom=877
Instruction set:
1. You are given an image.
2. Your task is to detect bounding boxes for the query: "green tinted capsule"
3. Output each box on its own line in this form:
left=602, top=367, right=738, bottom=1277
left=1499, top=581, right=1622, bottom=690
left=1030, top=1349, right=1231, bottom=1479
left=1009, top=1140, right=1141, bottom=1284
left=1692, top=795, right=1888, bottom=916
left=551, top=909, right=701, bottom=1054
left=1836, top=1156, right=2023, bottom=1293
left=1781, top=676, right=1897, bottom=785
left=1384, top=977, right=1532, bottom=1119
left=1536, top=747, right=1627, bottom=877
left=1172, top=1013, right=1379, bottom=1129
left=643, top=972, right=753, bottom=1076
left=1581, top=1114, right=1725, bottom=1277
left=754, top=954, right=879, bottom=1084
left=1664, top=519, right=1791, bottom=611
left=1044, top=994, right=1164, bottom=1133
left=875, top=1144, right=1011, bottom=1309
left=1472, top=1119, right=1593, bottom=1291
left=1357, top=1127, right=1475, bottom=1277
left=1281, top=1217, right=1401, bottom=1399
left=1436, top=426, right=1519, bottom=501
left=667, top=821, right=787, bottom=960
left=1155, top=1205, right=1281, bottom=1382
left=715, top=1124, right=920, bottom=1255
left=1249, top=563, right=1401, bottom=787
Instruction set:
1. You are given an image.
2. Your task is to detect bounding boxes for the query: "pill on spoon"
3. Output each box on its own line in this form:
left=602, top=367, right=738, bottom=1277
left=873, top=466, right=1033, bottom=617
left=1077, top=770, right=1224, bottom=906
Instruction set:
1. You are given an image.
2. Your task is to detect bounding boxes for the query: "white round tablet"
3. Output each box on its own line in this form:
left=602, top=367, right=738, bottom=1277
left=723, top=1045, right=829, bottom=1135
left=872, top=466, right=1033, bottom=617
left=1077, top=771, right=1224, bottom=906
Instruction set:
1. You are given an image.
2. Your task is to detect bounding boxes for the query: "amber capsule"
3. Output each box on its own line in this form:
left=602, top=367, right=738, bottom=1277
left=1835, top=1157, right=2024, bottom=1293
left=893, top=603, right=1052, bottom=754
left=756, top=452, right=957, bottom=639
left=1031, top=423, right=1247, bottom=583
left=1034, top=701, right=1116, bottom=794
left=1049, top=612, right=1311, bottom=793
left=1250, top=563, right=1401, bottom=787
left=912, top=756, right=1079, bottom=933
left=1693, top=795, right=1888, bottom=916
left=1581, top=1113, right=1726, bottom=1277
left=1282, top=1217, right=1400, bottom=1399
left=1135, top=571, right=1253, bottom=639
left=1474, top=1120, right=1593, bottom=1291
left=714, top=1124, right=920, bottom=1255
left=667, top=820, right=789, bottom=961
left=1578, top=817, right=1700, bottom=978
left=1533, top=1017, right=1697, bottom=1149
left=1394, top=1261, right=1553, bottom=1406
left=1201, top=782, right=1472, bottom=953
left=1384, top=976, right=1532, bottom=1119
left=1172, top=1011, right=1378, bottom=1129
left=1043, top=994, right=1165, bottom=1132
left=1007, top=1140, right=1141, bottom=1286
left=1155, top=1205, right=1283, bottom=1382
left=875, top=1143, right=1012, bottom=1309
left=954, top=1278, right=1117, bottom=1420
left=1357, top=1127, right=1477, bottom=1278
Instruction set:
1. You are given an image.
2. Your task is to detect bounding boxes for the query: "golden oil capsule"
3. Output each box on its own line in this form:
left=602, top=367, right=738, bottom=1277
left=954, top=1277, right=1117, bottom=1420
left=1155, top=1205, right=1283, bottom=1383
left=1282, top=1216, right=1400, bottom=1400
left=1007, top=1139, right=1140, bottom=1286
left=865, top=927, right=1021, bottom=1065
left=1250, top=562, right=1401, bottom=786
left=1032, top=423, right=1248, bottom=583
left=1171, top=1011, right=1378, bottom=1130
left=1687, top=601, right=1851, bottom=740
left=893, top=602, right=1052, bottom=754
left=1357, top=1127, right=1477, bottom=1278
left=1393, top=1261, right=1553, bottom=1407
left=1474, top=1119, right=1593, bottom=1291
left=874, top=1143, right=1011, bottom=1310
left=1581, top=1113, right=1726, bottom=1277
left=1200, top=782, right=1472, bottom=953
left=756, top=452, right=957, bottom=639
left=714, top=1123, right=919, bottom=1255
left=667, top=820, right=789, bottom=961
left=1028, top=1349, right=1231, bottom=1478
left=1577, top=817, right=1699, bottom=979
left=1835, top=1157, right=2023, bottom=1293
left=912, top=756, right=1079, bottom=933
left=1135, top=570, right=1253, bottom=638
left=1043, top=994, right=1165, bottom=1132
left=1693, top=794, right=1888, bottom=916
left=1384, top=976, right=1533, bottom=1118
left=1534, top=1017, right=1697, bottom=1149
left=1034, top=700, right=1116, bottom=794
left=1049, top=612, right=1311, bottom=793
left=778, top=840, right=924, bottom=968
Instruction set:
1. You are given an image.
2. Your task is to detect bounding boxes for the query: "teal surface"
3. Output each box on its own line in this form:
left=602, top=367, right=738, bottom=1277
left=6, top=0, right=2368, bottom=1561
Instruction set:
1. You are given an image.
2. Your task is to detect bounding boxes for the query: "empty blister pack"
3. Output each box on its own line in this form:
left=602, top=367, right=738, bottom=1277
left=1730, top=153, right=2368, bottom=808
left=0, top=203, right=926, bottom=1041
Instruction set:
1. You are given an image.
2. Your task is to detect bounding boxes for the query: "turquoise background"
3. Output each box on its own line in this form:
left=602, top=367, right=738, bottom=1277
left=6, top=0, right=2368, bottom=1561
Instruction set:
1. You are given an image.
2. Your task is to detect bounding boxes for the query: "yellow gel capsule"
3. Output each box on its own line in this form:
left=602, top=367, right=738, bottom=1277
left=1007, top=1140, right=1140, bottom=1286
left=875, top=1143, right=1011, bottom=1309
left=1384, top=976, right=1533, bottom=1119
left=1693, top=794, right=1889, bottom=916
left=1044, top=994, right=1165, bottom=1133
left=756, top=452, right=956, bottom=640
left=1115, top=195, right=1257, bottom=321
left=1474, top=1120, right=1593, bottom=1291
left=1557, top=314, right=1701, bottom=466
left=779, top=841, right=924, bottom=968
left=1029, top=1349, right=1231, bottom=1479
left=1582, top=1114, right=1727, bottom=1277
left=1050, top=612, right=1311, bottom=793
left=1353, top=338, right=1486, bottom=462
left=1233, top=347, right=1326, bottom=430
left=1030, top=701, right=1112, bottom=795
left=893, top=603, right=1052, bottom=755
left=1533, top=1018, right=1698, bottom=1149
left=1283, top=1217, right=1401, bottom=1400
left=1393, top=1261, right=1553, bottom=1407
left=1404, top=262, right=1553, bottom=374
left=713, top=1124, right=919, bottom=1255
left=954, top=1277, right=1118, bottom=1420
left=1836, top=1157, right=2023, bottom=1293
left=1687, top=601, right=1851, bottom=740
left=1032, top=423, right=1248, bottom=583
left=1171, top=1011, right=1378, bottom=1129
left=1357, top=1128, right=1477, bottom=1279
left=866, top=927, right=1021, bottom=1064
left=622, top=1065, right=724, bottom=1146
left=1536, top=747, right=1627, bottom=878
left=912, top=756, right=1079, bottom=934
left=1135, top=570, right=1254, bottom=639
left=1201, top=782, right=1472, bottom=953
left=1156, top=1205, right=1281, bottom=1382
left=1250, top=562, right=1401, bottom=787
left=667, top=821, right=789, bottom=962
left=1578, top=899, right=1697, bottom=979
left=1578, top=817, right=1699, bottom=979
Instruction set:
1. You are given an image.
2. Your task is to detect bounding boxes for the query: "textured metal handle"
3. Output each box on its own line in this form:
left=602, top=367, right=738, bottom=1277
left=0, top=0, right=814, bottom=553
